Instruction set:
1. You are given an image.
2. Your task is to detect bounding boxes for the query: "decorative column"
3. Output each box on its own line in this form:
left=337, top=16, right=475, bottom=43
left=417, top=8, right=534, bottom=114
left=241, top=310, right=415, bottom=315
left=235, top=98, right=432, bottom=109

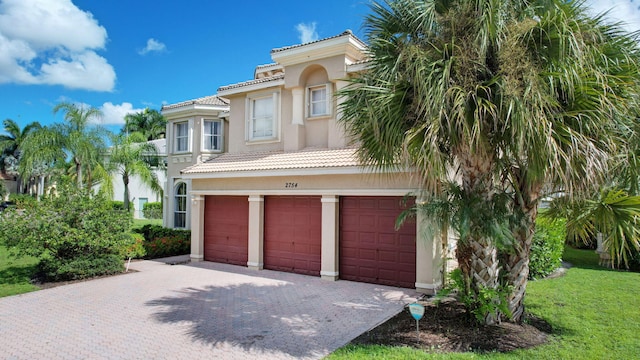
left=190, top=194, right=205, bottom=262
left=415, top=198, right=443, bottom=294
left=320, top=195, right=340, bottom=281
left=247, top=195, right=264, bottom=270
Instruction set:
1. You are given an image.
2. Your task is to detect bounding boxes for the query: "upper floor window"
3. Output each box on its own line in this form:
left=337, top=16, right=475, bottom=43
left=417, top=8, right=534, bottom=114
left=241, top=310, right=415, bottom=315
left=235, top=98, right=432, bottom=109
left=248, top=92, right=278, bottom=141
left=174, top=122, right=189, bottom=152
left=307, top=84, right=331, bottom=117
left=203, top=119, right=223, bottom=151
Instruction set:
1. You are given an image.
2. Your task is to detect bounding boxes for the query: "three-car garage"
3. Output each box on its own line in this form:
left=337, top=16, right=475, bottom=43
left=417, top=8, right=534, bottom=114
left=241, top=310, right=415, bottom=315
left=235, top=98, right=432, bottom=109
left=201, top=195, right=416, bottom=289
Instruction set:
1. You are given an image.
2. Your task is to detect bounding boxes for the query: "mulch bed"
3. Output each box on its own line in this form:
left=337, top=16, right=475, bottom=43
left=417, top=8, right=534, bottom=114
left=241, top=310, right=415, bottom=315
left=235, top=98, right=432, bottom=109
left=350, top=297, right=551, bottom=354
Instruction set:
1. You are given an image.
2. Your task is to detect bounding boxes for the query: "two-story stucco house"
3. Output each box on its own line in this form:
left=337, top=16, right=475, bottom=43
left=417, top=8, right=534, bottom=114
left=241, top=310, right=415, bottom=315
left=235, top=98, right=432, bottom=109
left=161, top=31, right=442, bottom=293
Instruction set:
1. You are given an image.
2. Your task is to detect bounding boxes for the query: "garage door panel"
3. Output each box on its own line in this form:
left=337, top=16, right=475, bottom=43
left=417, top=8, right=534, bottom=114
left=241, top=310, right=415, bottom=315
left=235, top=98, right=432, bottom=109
left=264, top=196, right=321, bottom=276
left=204, top=196, right=249, bottom=266
left=340, top=196, right=416, bottom=289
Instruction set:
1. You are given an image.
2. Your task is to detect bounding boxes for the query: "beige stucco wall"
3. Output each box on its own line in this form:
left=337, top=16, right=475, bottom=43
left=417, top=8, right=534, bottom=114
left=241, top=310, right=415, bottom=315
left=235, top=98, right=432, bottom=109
left=190, top=171, right=421, bottom=194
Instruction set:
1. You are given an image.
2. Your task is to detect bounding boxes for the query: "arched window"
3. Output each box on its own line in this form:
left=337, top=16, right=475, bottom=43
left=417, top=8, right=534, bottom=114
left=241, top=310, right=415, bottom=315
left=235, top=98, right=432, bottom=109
left=174, top=182, right=187, bottom=228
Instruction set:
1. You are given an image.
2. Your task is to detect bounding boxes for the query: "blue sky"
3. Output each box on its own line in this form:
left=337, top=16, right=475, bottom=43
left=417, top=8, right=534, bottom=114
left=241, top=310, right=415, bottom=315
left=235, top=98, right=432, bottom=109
left=0, top=0, right=639, bottom=133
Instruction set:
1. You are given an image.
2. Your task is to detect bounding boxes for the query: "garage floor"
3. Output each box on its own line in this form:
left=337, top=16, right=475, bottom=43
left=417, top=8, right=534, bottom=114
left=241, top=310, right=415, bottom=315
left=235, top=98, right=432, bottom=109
left=0, top=258, right=419, bottom=360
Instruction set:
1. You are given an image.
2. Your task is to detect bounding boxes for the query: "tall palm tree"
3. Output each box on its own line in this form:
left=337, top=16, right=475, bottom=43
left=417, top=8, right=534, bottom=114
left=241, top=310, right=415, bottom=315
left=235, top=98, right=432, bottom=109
left=122, top=108, right=167, bottom=141
left=339, top=0, right=640, bottom=324
left=0, top=119, right=41, bottom=188
left=103, top=132, right=163, bottom=212
left=20, top=102, right=107, bottom=189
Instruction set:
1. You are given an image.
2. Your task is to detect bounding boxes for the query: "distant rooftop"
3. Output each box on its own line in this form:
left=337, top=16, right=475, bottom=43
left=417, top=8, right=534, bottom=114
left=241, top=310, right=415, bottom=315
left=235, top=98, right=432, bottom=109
left=162, top=95, right=229, bottom=111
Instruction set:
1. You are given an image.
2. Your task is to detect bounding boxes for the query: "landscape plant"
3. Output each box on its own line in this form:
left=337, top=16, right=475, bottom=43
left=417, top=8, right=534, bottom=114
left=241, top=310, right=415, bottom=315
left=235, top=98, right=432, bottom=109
left=142, top=202, right=162, bottom=219
left=0, top=184, right=134, bottom=281
left=528, top=215, right=566, bottom=279
left=134, top=224, right=190, bottom=258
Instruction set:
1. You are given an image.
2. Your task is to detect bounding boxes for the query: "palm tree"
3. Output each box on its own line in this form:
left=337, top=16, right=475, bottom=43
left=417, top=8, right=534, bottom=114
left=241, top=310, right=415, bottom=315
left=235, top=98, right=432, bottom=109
left=339, top=0, right=640, bottom=324
left=20, top=102, right=107, bottom=189
left=0, top=119, right=41, bottom=189
left=122, top=108, right=167, bottom=141
left=547, top=188, right=640, bottom=269
left=103, top=132, right=163, bottom=212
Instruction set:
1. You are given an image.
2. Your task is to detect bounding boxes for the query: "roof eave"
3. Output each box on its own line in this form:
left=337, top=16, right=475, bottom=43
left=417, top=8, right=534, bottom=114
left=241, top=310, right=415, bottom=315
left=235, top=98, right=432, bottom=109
left=218, top=78, right=285, bottom=96
left=161, top=104, right=229, bottom=117
left=181, top=166, right=368, bottom=179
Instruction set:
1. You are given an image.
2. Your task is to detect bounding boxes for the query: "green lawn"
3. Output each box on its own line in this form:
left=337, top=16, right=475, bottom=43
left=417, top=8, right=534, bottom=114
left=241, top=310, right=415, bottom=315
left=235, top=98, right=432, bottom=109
left=132, top=218, right=162, bottom=230
left=0, top=245, right=39, bottom=298
left=328, top=247, right=640, bottom=360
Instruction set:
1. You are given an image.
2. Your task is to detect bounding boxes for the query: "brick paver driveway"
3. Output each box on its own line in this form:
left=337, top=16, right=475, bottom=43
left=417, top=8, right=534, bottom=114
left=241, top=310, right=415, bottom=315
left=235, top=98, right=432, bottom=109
left=0, top=259, right=418, bottom=359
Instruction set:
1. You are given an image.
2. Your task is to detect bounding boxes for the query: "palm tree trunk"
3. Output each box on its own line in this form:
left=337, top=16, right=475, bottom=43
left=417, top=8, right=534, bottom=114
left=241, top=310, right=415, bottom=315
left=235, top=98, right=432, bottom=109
left=457, top=148, right=501, bottom=325
left=123, top=174, right=130, bottom=212
left=470, top=237, right=500, bottom=324
left=504, top=175, right=541, bottom=323
left=75, top=159, right=82, bottom=188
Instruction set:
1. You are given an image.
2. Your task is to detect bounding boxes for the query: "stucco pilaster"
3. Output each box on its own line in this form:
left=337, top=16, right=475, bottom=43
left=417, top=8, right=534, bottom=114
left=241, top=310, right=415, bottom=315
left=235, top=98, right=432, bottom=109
left=247, top=195, right=264, bottom=270
left=415, top=198, right=443, bottom=294
left=320, top=195, right=340, bottom=281
left=190, top=195, right=205, bottom=262
left=284, top=87, right=306, bottom=151
left=329, top=80, right=349, bottom=148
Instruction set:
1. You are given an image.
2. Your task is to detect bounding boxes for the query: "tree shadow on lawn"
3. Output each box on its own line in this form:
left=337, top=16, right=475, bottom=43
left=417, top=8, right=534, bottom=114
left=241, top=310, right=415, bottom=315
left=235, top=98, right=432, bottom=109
left=0, top=264, right=37, bottom=285
left=144, top=265, right=415, bottom=358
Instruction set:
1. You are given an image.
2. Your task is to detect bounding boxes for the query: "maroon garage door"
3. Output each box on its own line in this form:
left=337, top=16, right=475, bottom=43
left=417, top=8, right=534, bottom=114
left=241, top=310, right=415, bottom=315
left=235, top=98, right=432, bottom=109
left=264, top=196, right=321, bottom=276
left=203, top=196, right=249, bottom=266
left=340, top=196, right=416, bottom=288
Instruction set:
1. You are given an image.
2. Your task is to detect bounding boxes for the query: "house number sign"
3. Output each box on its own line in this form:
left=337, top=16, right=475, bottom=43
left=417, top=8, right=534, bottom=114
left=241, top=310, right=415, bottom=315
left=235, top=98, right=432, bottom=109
left=285, top=182, right=298, bottom=188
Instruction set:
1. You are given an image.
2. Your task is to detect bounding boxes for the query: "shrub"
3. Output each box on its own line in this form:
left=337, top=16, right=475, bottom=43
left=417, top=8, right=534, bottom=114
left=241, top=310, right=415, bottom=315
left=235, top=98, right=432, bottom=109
left=529, top=216, right=566, bottom=279
left=38, top=254, right=124, bottom=281
left=142, top=202, right=162, bottom=219
left=0, top=185, right=133, bottom=282
left=8, top=193, right=37, bottom=210
left=120, top=233, right=146, bottom=259
left=134, top=224, right=190, bottom=258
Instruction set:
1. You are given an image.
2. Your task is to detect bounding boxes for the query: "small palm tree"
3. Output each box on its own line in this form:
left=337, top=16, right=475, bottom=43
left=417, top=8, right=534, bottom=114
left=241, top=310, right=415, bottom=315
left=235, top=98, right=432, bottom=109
left=103, top=132, right=163, bottom=212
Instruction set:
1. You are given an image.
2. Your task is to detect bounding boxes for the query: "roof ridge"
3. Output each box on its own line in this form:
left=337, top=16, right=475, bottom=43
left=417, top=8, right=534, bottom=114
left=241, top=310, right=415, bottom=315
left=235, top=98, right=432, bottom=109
left=271, top=30, right=366, bottom=54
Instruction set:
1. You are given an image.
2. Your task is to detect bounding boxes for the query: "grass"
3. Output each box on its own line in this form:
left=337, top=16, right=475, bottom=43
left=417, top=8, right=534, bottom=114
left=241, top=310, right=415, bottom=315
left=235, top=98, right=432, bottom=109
left=328, top=247, right=640, bottom=360
left=132, top=218, right=162, bottom=230
left=0, top=245, right=39, bottom=298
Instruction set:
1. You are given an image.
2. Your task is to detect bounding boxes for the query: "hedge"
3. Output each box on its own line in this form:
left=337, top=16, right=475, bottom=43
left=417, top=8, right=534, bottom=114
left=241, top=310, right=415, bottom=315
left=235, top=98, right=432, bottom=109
left=142, top=202, right=162, bottom=219
left=134, top=224, right=190, bottom=259
left=529, top=216, right=566, bottom=279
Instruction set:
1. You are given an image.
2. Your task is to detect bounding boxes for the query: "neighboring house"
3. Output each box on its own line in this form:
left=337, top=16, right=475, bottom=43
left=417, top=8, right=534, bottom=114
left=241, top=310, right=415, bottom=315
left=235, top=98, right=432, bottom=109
left=0, top=171, right=17, bottom=199
left=110, top=138, right=167, bottom=219
left=161, top=31, right=442, bottom=293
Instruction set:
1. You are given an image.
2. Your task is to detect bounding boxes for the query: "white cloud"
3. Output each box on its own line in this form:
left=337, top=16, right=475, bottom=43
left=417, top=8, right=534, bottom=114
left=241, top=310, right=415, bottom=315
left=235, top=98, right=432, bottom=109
left=295, top=22, right=319, bottom=44
left=0, top=0, right=115, bottom=91
left=585, top=0, right=640, bottom=33
left=99, top=102, right=143, bottom=125
left=139, top=38, right=166, bottom=55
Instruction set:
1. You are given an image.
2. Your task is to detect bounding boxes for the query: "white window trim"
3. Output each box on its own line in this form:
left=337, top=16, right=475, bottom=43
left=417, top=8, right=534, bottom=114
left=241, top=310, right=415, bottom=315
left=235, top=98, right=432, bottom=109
left=173, top=120, right=192, bottom=154
left=306, top=83, right=332, bottom=119
left=245, top=91, right=280, bottom=143
left=201, top=119, right=224, bottom=153
left=173, top=181, right=188, bottom=229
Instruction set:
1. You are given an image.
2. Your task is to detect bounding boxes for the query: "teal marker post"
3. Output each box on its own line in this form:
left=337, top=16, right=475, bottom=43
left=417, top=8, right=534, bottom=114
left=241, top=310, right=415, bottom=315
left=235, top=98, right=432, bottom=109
left=408, top=303, right=425, bottom=343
